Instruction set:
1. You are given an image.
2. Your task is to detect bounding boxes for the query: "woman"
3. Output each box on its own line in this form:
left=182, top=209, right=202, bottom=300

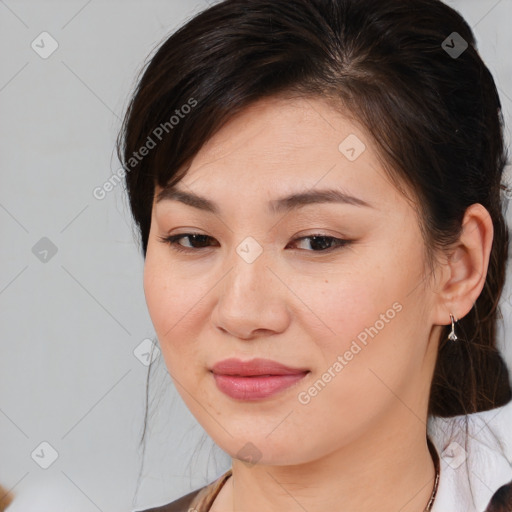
left=116, top=0, right=512, bottom=510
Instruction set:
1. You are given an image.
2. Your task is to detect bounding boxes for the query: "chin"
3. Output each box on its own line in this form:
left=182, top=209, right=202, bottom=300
left=211, top=429, right=318, bottom=467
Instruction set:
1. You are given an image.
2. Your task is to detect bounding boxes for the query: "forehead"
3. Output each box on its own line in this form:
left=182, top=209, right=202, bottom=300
left=154, top=96, right=409, bottom=215
left=190, top=96, right=362, bottom=171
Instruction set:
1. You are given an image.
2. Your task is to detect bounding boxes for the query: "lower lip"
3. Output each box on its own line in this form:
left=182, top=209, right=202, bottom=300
left=213, top=372, right=308, bottom=400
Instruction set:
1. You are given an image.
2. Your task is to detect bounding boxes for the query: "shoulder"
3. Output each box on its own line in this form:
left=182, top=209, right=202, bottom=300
left=428, top=405, right=512, bottom=511
left=133, top=469, right=232, bottom=512
left=133, top=487, right=202, bottom=512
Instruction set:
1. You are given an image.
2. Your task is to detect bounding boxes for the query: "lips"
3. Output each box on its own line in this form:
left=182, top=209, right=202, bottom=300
left=210, top=358, right=309, bottom=400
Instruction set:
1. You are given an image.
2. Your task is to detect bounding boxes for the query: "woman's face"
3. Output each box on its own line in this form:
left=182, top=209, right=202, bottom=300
left=144, top=95, right=442, bottom=465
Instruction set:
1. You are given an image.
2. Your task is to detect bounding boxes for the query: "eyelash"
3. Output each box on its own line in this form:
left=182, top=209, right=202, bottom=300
left=157, top=233, right=351, bottom=254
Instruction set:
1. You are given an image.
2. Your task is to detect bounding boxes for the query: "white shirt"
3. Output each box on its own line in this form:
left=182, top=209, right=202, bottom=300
left=429, top=402, right=512, bottom=512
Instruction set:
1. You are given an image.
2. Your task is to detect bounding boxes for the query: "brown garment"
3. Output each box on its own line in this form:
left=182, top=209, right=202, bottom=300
left=0, top=485, right=14, bottom=512
left=135, top=469, right=232, bottom=512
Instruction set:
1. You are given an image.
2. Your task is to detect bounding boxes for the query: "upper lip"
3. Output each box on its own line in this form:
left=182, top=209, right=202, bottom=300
left=211, top=358, right=309, bottom=376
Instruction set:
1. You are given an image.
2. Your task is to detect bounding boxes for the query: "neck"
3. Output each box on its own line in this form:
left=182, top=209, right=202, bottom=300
left=214, top=413, right=437, bottom=512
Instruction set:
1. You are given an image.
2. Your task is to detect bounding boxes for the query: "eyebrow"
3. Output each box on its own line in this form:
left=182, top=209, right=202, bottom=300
left=155, top=185, right=374, bottom=215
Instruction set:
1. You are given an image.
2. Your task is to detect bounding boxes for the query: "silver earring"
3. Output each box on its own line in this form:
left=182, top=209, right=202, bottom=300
left=448, top=313, right=458, bottom=341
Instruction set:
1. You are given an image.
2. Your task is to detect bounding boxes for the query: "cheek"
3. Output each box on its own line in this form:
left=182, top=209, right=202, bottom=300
left=142, top=253, right=209, bottom=374
left=296, top=266, right=392, bottom=352
left=313, top=237, right=423, bottom=352
left=296, top=259, right=420, bottom=399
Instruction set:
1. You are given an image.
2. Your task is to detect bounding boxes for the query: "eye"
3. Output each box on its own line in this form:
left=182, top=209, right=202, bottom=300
left=157, top=233, right=218, bottom=253
left=287, top=235, right=351, bottom=252
left=158, top=233, right=351, bottom=254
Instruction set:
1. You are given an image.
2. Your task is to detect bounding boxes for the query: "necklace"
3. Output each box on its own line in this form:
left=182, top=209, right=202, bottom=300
left=424, top=437, right=441, bottom=511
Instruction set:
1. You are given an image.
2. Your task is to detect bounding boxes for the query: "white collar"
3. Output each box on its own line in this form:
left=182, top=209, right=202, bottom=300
left=428, top=402, right=512, bottom=512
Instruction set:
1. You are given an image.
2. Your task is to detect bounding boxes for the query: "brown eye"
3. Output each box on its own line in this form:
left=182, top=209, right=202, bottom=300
left=288, top=235, right=351, bottom=252
left=157, top=233, right=218, bottom=252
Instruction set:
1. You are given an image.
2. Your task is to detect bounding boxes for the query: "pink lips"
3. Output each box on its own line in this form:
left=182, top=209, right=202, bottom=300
left=211, top=358, right=309, bottom=400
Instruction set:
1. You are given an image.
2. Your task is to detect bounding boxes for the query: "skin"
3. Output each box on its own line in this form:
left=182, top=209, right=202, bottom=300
left=143, top=95, right=493, bottom=512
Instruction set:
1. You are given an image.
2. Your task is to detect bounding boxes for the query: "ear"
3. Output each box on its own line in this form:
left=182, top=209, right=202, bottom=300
left=431, top=203, right=494, bottom=326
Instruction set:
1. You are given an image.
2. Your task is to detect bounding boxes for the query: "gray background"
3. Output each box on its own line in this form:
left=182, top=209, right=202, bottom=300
left=1, top=1, right=511, bottom=511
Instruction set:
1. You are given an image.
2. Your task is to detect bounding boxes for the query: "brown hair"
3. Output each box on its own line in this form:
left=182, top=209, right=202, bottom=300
left=116, top=2, right=512, bottom=505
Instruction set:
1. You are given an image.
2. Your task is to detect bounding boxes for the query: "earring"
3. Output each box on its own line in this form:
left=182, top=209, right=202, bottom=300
left=448, top=313, right=458, bottom=341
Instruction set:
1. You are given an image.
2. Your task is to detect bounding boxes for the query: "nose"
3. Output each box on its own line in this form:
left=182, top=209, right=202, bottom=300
left=211, top=244, right=291, bottom=340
